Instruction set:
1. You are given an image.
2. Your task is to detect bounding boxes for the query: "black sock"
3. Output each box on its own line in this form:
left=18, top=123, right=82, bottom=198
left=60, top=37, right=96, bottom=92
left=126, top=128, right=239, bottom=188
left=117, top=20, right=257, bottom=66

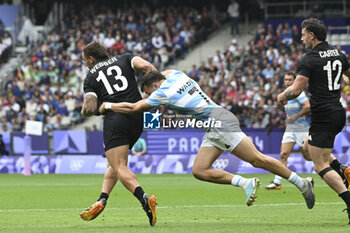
left=330, top=159, right=343, bottom=178
left=98, top=192, right=109, bottom=201
left=134, top=186, right=146, bottom=205
left=339, top=191, right=350, bottom=207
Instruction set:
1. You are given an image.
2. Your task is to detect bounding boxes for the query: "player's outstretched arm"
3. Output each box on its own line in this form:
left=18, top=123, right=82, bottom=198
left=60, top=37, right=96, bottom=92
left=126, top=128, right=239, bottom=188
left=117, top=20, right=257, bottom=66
left=81, top=94, right=98, bottom=117
left=132, top=57, right=157, bottom=73
left=278, top=75, right=308, bottom=105
left=99, top=99, right=153, bottom=114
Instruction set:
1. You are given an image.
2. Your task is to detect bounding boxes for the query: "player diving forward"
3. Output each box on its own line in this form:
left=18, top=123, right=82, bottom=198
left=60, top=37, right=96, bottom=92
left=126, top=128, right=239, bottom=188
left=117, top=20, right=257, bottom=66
left=100, top=70, right=316, bottom=210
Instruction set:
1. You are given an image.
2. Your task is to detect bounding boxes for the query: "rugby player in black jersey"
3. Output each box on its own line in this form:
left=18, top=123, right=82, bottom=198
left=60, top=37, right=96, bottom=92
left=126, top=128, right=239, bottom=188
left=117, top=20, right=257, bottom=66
left=278, top=18, right=350, bottom=224
left=79, top=41, right=158, bottom=226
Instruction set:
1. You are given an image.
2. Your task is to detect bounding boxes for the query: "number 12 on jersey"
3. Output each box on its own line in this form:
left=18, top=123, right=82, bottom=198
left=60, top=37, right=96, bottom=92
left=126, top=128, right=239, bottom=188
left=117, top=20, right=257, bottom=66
left=96, top=65, right=128, bottom=94
left=323, top=60, right=342, bottom=91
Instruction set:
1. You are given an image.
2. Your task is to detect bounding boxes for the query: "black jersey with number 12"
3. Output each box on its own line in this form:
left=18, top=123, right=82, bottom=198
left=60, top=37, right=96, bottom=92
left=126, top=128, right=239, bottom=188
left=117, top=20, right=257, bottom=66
left=297, top=42, right=350, bottom=114
left=83, top=53, right=142, bottom=104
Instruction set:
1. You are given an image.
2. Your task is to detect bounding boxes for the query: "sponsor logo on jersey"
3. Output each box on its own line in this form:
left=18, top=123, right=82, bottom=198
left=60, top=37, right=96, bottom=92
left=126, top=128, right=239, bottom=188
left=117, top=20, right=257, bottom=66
left=177, top=80, right=194, bottom=94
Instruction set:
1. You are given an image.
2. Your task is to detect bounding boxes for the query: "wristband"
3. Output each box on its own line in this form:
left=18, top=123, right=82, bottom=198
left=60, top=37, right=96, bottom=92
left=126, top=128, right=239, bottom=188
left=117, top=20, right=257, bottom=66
left=105, top=102, right=112, bottom=110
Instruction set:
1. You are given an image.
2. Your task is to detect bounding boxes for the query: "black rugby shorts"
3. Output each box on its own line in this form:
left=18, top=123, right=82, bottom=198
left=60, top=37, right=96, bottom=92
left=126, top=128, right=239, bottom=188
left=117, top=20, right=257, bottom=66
left=308, top=109, right=345, bottom=148
left=103, top=111, right=143, bottom=152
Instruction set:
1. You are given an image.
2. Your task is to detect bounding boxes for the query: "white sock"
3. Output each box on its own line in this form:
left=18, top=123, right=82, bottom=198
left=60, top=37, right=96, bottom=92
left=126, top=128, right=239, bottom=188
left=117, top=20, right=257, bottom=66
left=274, top=175, right=282, bottom=185
left=287, top=172, right=304, bottom=190
left=231, top=175, right=249, bottom=188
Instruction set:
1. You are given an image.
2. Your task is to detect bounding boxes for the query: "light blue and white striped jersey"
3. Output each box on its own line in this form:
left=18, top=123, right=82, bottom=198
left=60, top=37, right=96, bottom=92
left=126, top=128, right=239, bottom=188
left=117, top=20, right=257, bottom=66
left=284, top=91, right=309, bottom=129
left=146, top=71, right=218, bottom=121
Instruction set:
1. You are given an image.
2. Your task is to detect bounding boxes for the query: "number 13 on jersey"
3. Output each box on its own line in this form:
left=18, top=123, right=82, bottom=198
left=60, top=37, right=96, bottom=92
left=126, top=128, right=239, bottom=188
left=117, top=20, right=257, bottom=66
left=97, top=65, right=129, bottom=94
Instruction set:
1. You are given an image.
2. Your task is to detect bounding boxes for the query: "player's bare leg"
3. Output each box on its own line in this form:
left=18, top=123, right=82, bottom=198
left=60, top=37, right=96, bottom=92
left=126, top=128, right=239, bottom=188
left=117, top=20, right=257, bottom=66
left=80, top=164, right=117, bottom=221
left=266, top=142, right=294, bottom=190
left=308, top=145, right=347, bottom=193
left=305, top=139, right=349, bottom=189
left=106, top=145, right=157, bottom=226
left=101, top=164, right=118, bottom=194
left=232, top=136, right=315, bottom=209
left=300, top=147, right=312, bottom=161
left=192, top=146, right=259, bottom=206
left=308, top=144, right=350, bottom=223
left=105, top=145, right=139, bottom=192
left=329, top=153, right=350, bottom=189
left=193, top=146, right=232, bottom=184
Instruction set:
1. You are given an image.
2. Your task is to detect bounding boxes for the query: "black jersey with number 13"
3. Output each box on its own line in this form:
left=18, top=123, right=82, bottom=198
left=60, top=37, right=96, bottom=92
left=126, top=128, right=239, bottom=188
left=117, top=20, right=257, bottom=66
left=83, top=53, right=142, bottom=104
left=297, top=42, right=350, bottom=114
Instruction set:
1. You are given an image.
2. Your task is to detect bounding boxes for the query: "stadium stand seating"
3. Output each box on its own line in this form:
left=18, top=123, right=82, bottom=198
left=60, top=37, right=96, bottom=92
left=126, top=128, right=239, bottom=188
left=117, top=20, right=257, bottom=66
left=0, top=1, right=223, bottom=132
left=185, top=22, right=350, bottom=129
left=0, top=1, right=349, bottom=133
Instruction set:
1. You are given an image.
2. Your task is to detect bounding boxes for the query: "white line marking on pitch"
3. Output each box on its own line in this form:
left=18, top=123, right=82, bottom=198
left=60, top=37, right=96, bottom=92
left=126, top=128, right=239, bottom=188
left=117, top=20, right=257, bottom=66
left=0, top=202, right=343, bottom=213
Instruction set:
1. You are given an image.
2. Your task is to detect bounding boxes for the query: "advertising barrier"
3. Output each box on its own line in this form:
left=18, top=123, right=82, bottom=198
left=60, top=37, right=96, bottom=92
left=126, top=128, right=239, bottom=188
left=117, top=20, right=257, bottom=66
left=1, top=152, right=345, bottom=175
left=2, top=127, right=349, bottom=174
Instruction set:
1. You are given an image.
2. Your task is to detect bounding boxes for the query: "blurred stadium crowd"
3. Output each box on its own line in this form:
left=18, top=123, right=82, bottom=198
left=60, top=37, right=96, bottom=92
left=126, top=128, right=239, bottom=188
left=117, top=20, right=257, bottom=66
left=0, top=31, right=12, bottom=64
left=0, top=1, right=349, bottom=133
left=163, top=22, right=350, bottom=130
left=0, top=2, right=221, bottom=132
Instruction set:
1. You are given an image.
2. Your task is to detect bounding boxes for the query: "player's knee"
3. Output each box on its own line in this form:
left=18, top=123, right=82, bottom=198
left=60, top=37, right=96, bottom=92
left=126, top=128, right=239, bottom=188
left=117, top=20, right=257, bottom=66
left=112, top=161, right=128, bottom=174
left=192, top=170, right=203, bottom=180
left=192, top=166, right=205, bottom=180
left=280, top=151, right=289, bottom=162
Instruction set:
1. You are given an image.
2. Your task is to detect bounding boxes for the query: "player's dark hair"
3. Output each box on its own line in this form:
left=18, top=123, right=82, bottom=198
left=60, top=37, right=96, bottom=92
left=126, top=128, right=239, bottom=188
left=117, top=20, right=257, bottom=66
left=141, top=71, right=166, bottom=91
left=301, top=18, right=327, bottom=41
left=83, top=41, right=109, bottom=61
left=285, top=71, right=296, bottom=79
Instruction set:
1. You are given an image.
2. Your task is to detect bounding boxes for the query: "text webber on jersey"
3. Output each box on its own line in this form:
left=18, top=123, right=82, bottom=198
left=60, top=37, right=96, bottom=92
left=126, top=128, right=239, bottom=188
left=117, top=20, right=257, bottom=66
left=90, top=57, right=118, bottom=74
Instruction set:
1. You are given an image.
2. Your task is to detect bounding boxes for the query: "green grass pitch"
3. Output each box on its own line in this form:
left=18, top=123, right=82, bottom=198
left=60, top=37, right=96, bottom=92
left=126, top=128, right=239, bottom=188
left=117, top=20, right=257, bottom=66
left=0, top=174, right=349, bottom=233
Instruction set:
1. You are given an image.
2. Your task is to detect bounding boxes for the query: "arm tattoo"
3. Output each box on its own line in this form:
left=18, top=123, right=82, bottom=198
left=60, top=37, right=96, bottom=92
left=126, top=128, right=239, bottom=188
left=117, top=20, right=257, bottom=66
left=284, top=89, right=299, bottom=100
left=82, top=95, right=98, bottom=116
